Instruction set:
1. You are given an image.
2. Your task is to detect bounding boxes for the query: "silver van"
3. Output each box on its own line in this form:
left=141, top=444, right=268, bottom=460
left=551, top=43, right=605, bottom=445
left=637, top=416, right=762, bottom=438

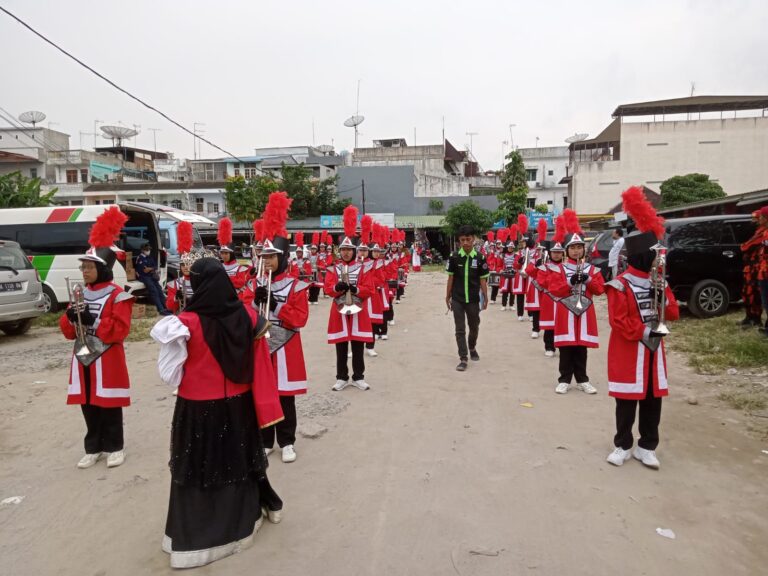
left=0, top=239, right=45, bottom=335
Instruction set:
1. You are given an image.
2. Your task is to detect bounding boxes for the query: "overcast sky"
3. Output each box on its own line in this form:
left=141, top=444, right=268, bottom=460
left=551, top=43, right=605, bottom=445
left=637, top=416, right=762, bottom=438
left=2, top=0, right=766, bottom=170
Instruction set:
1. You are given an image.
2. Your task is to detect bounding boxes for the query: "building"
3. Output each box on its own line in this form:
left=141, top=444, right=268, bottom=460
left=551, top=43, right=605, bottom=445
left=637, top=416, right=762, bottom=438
left=0, top=126, right=70, bottom=181
left=72, top=181, right=228, bottom=215
left=566, top=95, right=768, bottom=215
left=518, top=146, right=569, bottom=212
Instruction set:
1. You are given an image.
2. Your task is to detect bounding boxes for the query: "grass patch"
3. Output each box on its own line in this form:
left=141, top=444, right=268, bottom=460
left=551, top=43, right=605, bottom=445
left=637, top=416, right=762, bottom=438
left=669, top=311, right=768, bottom=374
left=32, top=312, right=64, bottom=328
left=126, top=318, right=158, bottom=342
left=718, top=390, right=768, bottom=412
left=422, top=263, right=446, bottom=273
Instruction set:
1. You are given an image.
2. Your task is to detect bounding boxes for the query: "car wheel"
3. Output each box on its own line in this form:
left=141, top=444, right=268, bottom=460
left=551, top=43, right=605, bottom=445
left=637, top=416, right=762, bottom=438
left=689, top=279, right=729, bottom=318
left=0, top=319, right=33, bottom=336
left=42, top=285, right=59, bottom=313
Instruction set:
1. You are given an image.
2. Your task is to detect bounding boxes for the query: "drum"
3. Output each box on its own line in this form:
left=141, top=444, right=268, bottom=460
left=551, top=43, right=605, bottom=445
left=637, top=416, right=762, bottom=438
left=488, top=272, right=500, bottom=287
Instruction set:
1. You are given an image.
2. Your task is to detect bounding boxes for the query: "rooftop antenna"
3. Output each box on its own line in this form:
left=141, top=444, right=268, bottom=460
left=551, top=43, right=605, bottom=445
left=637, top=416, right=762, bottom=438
left=465, top=131, right=478, bottom=161
left=343, top=79, right=365, bottom=149
left=100, top=125, right=138, bottom=147
left=18, top=110, right=46, bottom=128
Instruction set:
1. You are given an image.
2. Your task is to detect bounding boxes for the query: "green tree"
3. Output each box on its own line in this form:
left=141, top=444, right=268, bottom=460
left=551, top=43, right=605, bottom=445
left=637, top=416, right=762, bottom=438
left=659, top=173, right=726, bottom=208
left=311, top=175, right=349, bottom=216
left=428, top=199, right=444, bottom=214
left=0, top=171, right=57, bottom=208
left=442, top=200, right=495, bottom=236
left=534, top=203, right=549, bottom=214
left=497, top=150, right=529, bottom=222
left=223, top=175, right=278, bottom=223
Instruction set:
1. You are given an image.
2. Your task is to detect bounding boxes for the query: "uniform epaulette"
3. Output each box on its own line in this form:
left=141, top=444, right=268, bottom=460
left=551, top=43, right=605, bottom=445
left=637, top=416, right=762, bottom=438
left=606, top=279, right=625, bottom=292
left=114, top=291, right=134, bottom=302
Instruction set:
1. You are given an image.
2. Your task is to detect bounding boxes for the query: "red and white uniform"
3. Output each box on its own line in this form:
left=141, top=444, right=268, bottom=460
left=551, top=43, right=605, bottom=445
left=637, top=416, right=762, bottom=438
left=499, top=252, right=516, bottom=294
left=223, top=259, right=250, bottom=293
left=242, top=271, right=310, bottom=395
left=362, top=258, right=386, bottom=324
left=606, top=268, right=680, bottom=400
left=512, top=249, right=530, bottom=295
left=165, top=275, right=193, bottom=313
left=548, top=259, right=605, bottom=348
left=59, top=282, right=134, bottom=408
left=411, top=246, right=422, bottom=272
left=396, top=251, right=409, bottom=287
left=523, top=261, right=541, bottom=311
left=324, top=261, right=375, bottom=343
left=309, top=253, right=324, bottom=288
left=536, top=261, right=562, bottom=330
left=290, top=257, right=312, bottom=281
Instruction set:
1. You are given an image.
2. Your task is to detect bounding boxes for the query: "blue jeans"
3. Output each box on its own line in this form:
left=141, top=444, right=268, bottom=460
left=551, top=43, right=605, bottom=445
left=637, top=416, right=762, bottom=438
left=140, top=276, right=167, bottom=312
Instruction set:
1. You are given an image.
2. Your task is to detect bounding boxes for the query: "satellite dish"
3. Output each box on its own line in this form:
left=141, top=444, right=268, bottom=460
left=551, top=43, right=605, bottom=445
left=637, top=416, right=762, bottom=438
left=565, top=133, right=589, bottom=143
left=100, top=125, right=139, bottom=146
left=316, top=144, right=334, bottom=154
left=18, top=111, right=46, bottom=127
left=343, top=115, right=365, bottom=128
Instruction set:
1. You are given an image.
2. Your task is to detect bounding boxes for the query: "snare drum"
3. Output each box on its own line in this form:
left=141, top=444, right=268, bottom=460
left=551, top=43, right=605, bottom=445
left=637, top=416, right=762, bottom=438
left=488, top=272, right=500, bottom=287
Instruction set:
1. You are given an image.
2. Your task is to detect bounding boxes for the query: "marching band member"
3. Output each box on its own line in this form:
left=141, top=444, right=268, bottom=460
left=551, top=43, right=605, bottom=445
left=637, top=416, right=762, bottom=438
left=308, top=232, right=323, bottom=305
left=393, top=229, right=409, bottom=302
left=524, top=219, right=549, bottom=339
left=324, top=205, right=375, bottom=391
left=411, top=240, right=423, bottom=272
left=242, top=192, right=310, bottom=464
left=485, top=232, right=500, bottom=305
left=218, top=217, right=249, bottom=294
left=548, top=210, right=605, bottom=395
left=251, top=219, right=264, bottom=272
left=166, top=221, right=195, bottom=314
left=382, top=229, right=398, bottom=329
left=150, top=257, right=283, bottom=569
left=538, top=216, right=568, bottom=357
left=512, top=214, right=530, bottom=321
left=371, top=223, right=392, bottom=341
left=290, top=232, right=312, bottom=281
left=499, top=228, right=516, bottom=311
left=59, top=207, right=134, bottom=469
left=605, top=186, right=679, bottom=469
left=358, top=216, right=384, bottom=357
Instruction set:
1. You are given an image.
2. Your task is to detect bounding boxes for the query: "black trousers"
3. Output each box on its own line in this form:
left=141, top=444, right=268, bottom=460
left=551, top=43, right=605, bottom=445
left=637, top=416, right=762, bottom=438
left=80, top=370, right=123, bottom=453
left=558, top=345, right=589, bottom=384
left=368, top=323, right=385, bottom=348
left=452, top=298, right=480, bottom=360
left=501, top=291, right=511, bottom=307
left=490, top=286, right=499, bottom=302
left=531, top=310, right=540, bottom=332
left=543, top=329, right=555, bottom=352
left=614, top=353, right=663, bottom=450
left=308, top=286, right=321, bottom=303
left=385, top=298, right=395, bottom=321
left=397, top=286, right=404, bottom=300
left=516, top=294, right=526, bottom=317
left=261, top=395, right=297, bottom=449
left=336, top=341, right=365, bottom=381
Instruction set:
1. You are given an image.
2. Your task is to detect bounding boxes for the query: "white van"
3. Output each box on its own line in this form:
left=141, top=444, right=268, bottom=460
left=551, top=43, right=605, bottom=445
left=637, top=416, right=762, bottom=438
left=0, top=202, right=210, bottom=312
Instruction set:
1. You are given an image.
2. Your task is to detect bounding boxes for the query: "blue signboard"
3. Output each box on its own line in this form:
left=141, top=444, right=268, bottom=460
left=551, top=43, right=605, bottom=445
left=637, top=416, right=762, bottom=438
left=320, top=215, right=343, bottom=229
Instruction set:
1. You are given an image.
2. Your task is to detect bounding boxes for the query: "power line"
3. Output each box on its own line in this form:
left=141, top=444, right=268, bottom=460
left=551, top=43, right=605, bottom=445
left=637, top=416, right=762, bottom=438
left=0, top=4, right=274, bottom=179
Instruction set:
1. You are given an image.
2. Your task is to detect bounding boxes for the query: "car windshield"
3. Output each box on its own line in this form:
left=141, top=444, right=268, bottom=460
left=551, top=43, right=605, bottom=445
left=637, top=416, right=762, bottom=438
left=0, top=244, right=33, bottom=269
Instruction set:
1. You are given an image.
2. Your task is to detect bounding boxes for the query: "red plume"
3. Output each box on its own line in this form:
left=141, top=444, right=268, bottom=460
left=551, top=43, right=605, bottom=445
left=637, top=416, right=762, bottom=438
left=622, top=185, right=665, bottom=239
left=343, top=205, right=359, bottom=238
left=536, top=218, right=548, bottom=243
left=311, top=231, right=320, bottom=246
left=360, top=214, right=373, bottom=245
left=88, top=206, right=127, bottom=249
left=497, top=228, right=508, bottom=243
left=562, top=209, right=583, bottom=235
left=517, top=213, right=529, bottom=237
left=262, top=191, right=292, bottom=240
left=252, top=219, right=264, bottom=242
left=217, top=217, right=233, bottom=247
left=177, top=221, right=194, bottom=254
left=295, top=231, right=304, bottom=247
left=486, top=231, right=495, bottom=242
left=553, top=215, right=566, bottom=244
left=509, top=224, right=519, bottom=241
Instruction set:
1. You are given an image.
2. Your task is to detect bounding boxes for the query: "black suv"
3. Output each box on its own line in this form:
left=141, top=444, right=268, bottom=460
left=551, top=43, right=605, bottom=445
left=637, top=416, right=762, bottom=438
left=664, top=215, right=756, bottom=318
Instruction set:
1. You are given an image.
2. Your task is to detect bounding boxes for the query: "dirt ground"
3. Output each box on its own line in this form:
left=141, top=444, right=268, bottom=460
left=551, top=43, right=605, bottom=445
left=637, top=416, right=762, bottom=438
left=1, top=271, right=767, bottom=576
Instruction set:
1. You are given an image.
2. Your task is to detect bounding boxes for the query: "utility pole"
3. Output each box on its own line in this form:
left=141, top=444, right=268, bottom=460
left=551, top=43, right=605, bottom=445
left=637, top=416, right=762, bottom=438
left=509, top=123, right=516, bottom=150
left=193, top=122, right=205, bottom=160
left=361, top=179, right=366, bottom=214
left=465, top=132, right=478, bottom=161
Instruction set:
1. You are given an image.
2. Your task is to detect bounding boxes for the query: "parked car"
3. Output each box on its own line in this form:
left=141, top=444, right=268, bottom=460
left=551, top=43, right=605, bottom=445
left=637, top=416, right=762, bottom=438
left=0, top=239, right=45, bottom=335
left=587, top=229, right=626, bottom=280
left=663, top=215, right=756, bottom=318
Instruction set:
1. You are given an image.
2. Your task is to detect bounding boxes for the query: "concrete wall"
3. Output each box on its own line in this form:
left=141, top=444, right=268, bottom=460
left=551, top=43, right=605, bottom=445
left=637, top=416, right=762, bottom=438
left=571, top=116, right=768, bottom=213
left=337, top=166, right=498, bottom=216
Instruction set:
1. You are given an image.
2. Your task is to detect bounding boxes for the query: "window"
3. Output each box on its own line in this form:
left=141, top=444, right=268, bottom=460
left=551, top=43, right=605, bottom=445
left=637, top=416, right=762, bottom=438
left=669, top=222, right=722, bottom=248
left=171, top=199, right=183, bottom=209
left=234, top=168, right=241, bottom=177
left=563, top=195, right=568, bottom=209
left=0, top=222, right=92, bottom=255
left=80, top=169, right=88, bottom=183
left=547, top=200, right=553, bottom=205
left=525, top=169, right=538, bottom=182
left=207, top=202, right=219, bottom=214
left=195, top=198, right=204, bottom=212
left=102, top=199, right=114, bottom=205
left=70, top=200, right=83, bottom=206
left=547, top=170, right=554, bottom=176
left=29, top=168, right=37, bottom=179
left=204, top=163, right=215, bottom=181
left=526, top=197, right=536, bottom=209
left=66, top=169, right=78, bottom=183
left=724, top=220, right=757, bottom=244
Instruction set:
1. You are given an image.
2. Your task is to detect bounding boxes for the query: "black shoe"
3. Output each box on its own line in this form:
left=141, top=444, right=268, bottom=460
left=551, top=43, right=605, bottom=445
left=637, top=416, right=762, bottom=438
left=469, top=349, right=480, bottom=361
left=456, top=360, right=468, bottom=372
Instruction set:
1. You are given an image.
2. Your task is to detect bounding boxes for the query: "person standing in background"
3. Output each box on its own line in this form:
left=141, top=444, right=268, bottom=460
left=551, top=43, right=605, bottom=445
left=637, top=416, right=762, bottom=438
left=608, top=227, right=625, bottom=280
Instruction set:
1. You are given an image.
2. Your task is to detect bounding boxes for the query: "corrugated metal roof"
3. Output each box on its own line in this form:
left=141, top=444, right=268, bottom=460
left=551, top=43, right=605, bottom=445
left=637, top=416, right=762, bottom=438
left=395, top=215, right=446, bottom=229
left=612, top=95, right=768, bottom=117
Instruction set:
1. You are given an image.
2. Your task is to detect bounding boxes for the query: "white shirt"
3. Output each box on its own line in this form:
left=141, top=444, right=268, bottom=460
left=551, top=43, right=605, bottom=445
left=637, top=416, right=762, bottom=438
left=608, top=236, right=625, bottom=267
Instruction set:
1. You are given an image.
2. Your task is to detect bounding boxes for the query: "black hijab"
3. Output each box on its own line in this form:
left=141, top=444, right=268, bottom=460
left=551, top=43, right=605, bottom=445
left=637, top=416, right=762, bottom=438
left=185, top=258, right=254, bottom=384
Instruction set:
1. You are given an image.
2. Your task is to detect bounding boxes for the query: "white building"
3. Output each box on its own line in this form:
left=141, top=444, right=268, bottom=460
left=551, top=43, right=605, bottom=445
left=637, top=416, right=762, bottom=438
left=0, top=127, right=70, bottom=181
left=567, top=95, right=768, bottom=214
left=518, top=145, right=569, bottom=212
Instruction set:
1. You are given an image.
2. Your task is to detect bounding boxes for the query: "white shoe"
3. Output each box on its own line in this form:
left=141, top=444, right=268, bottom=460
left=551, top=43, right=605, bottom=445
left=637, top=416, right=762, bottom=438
left=347, top=351, right=352, bottom=358
left=106, top=450, right=125, bottom=468
left=366, top=348, right=378, bottom=357
left=263, top=506, right=282, bottom=524
left=544, top=350, right=555, bottom=357
left=555, top=382, right=570, bottom=394
left=531, top=331, right=539, bottom=339
left=528, top=316, right=533, bottom=322
left=380, top=335, right=389, bottom=341
left=388, top=320, right=395, bottom=326
left=375, top=334, right=380, bottom=340
left=281, top=445, right=297, bottom=463
left=607, top=447, right=632, bottom=467
left=352, top=379, right=370, bottom=391
left=332, top=379, right=349, bottom=392
left=576, top=381, right=597, bottom=394
left=172, top=387, right=179, bottom=396
left=77, top=453, right=102, bottom=469
left=501, top=306, right=507, bottom=311
left=489, top=300, right=495, bottom=305
left=517, top=316, right=525, bottom=322
left=265, top=447, right=274, bottom=457
left=633, top=447, right=660, bottom=469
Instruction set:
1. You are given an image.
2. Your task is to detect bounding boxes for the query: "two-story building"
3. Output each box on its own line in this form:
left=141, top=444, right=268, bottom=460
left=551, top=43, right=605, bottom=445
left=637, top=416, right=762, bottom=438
left=518, top=145, right=569, bottom=213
